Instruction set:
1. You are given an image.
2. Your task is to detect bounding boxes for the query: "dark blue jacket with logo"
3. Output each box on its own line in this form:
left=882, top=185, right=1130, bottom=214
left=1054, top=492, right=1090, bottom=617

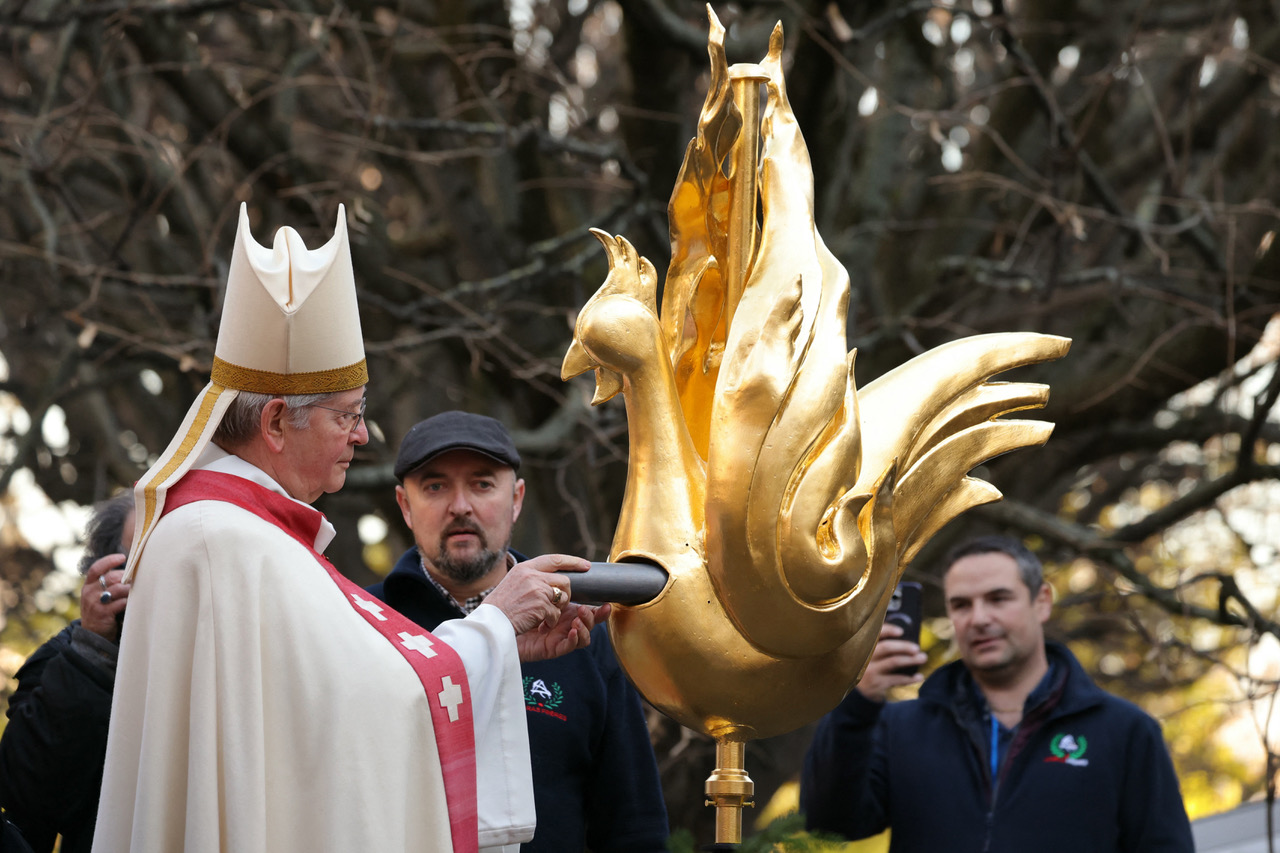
left=800, top=642, right=1193, bottom=853
left=367, top=548, right=668, bottom=853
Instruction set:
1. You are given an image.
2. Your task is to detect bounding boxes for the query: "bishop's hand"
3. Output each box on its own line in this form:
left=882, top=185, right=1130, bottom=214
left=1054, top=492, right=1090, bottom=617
left=515, top=601, right=611, bottom=662
left=484, top=553, right=611, bottom=661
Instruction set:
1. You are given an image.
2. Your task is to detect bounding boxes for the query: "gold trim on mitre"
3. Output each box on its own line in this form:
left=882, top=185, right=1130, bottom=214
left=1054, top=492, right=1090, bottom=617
left=211, top=356, right=368, bottom=395
left=124, top=382, right=239, bottom=582
left=126, top=204, right=366, bottom=581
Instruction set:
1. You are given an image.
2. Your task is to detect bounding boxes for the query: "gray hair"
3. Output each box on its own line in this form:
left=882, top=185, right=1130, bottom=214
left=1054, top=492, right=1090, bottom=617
left=213, top=391, right=336, bottom=447
left=79, top=492, right=134, bottom=574
left=942, top=535, right=1044, bottom=595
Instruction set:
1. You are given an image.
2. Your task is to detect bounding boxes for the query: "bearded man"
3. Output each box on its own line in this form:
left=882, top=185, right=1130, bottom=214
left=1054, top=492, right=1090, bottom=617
left=367, top=412, right=669, bottom=853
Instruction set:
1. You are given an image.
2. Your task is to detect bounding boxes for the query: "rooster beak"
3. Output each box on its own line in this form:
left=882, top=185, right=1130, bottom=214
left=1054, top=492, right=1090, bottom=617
left=561, top=338, right=596, bottom=380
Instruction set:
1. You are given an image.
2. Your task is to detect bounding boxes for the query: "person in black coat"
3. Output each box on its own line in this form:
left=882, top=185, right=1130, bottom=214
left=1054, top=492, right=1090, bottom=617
left=368, top=411, right=669, bottom=853
left=0, top=494, right=134, bottom=853
left=801, top=535, right=1194, bottom=853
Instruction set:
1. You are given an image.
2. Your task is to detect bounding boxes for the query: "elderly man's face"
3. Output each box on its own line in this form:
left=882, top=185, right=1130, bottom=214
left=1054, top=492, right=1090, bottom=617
left=395, top=449, right=525, bottom=587
left=282, top=386, right=369, bottom=503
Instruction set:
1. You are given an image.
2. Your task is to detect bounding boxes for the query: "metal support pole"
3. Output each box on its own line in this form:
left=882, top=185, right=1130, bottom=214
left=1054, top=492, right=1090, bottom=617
left=704, top=737, right=754, bottom=845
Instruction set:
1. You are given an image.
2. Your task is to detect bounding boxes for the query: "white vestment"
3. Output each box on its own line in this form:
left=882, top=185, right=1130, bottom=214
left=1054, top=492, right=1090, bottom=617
left=92, top=448, right=534, bottom=853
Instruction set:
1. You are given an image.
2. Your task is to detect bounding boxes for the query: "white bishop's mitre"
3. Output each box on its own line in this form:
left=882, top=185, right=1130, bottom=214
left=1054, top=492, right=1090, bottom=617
left=125, top=203, right=366, bottom=580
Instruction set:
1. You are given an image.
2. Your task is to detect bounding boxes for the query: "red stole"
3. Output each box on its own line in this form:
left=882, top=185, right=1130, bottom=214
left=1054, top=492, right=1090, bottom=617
left=164, top=469, right=479, bottom=853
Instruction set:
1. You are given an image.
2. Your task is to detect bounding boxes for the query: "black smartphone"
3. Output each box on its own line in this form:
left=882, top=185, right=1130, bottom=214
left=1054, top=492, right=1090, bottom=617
left=884, top=581, right=923, bottom=675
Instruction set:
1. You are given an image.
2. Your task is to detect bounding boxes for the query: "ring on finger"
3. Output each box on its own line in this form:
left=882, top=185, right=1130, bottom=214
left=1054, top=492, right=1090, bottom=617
left=99, top=574, right=109, bottom=591
left=552, top=587, right=563, bottom=605
left=100, top=590, right=113, bottom=605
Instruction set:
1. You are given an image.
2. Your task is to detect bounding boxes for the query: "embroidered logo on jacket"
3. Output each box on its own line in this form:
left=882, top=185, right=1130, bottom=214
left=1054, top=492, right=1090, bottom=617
left=1044, top=733, right=1089, bottom=766
left=523, top=677, right=567, bottom=721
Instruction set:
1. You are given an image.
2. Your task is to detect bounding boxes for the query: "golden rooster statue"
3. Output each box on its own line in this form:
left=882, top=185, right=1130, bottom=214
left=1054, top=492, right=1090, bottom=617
left=562, top=8, right=1070, bottom=842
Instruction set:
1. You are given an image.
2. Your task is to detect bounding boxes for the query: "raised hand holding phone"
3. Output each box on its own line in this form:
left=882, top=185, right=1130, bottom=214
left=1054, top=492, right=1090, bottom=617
left=855, top=582, right=928, bottom=703
left=884, top=582, right=922, bottom=675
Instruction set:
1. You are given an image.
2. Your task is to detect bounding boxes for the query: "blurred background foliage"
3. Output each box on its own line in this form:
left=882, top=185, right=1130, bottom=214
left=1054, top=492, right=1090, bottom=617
left=0, top=0, right=1278, bottom=845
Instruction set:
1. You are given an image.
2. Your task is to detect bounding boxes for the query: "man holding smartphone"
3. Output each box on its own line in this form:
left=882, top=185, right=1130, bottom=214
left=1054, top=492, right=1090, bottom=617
left=800, top=535, right=1193, bottom=853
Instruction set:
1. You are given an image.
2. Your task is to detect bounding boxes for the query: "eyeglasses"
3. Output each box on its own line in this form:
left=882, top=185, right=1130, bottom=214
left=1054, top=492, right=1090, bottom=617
left=306, top=399, right=367, bottom=433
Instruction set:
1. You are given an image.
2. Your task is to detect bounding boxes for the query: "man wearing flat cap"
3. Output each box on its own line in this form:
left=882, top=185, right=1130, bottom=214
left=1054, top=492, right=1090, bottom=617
left=93, top=207, right=604, bottom=853
left=368, top=411, right=669, bottom=853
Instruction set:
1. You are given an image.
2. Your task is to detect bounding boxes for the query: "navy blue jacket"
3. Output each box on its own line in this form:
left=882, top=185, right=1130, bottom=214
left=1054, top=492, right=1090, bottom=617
left=367, top=548, right=668, bottom=853
left=800, top=642, right=1193, bottom=853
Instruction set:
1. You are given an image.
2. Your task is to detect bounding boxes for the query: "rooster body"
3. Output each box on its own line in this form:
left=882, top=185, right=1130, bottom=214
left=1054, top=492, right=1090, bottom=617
left=563, top=14, right=1069, bottom=741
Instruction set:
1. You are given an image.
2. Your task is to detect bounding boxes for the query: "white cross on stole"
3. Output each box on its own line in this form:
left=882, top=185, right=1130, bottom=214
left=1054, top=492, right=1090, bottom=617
left=350, top=592, right=387, bottom=621
left=399, top=631, right=437, bottom=658
left=438, top=676, right=464, bottom=722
